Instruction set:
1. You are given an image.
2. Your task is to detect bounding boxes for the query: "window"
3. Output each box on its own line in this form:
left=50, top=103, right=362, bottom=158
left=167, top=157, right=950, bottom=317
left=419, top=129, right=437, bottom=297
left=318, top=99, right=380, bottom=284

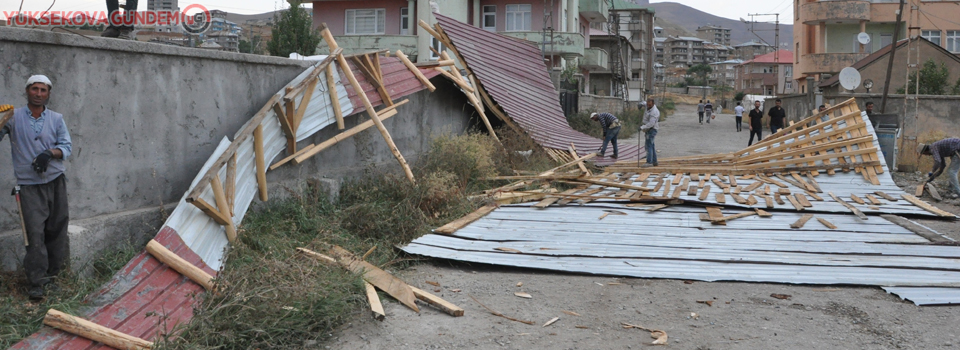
left=400, top=7, right=409, bottom=35
left=921, top=30, right=941, bottom=46
left=483, top=5, right=496, bottom=31
left=947, top=31, right=960, bottom=53
left=505, top=4, right=531, bottom=31
left=430, top=37, right=446, bottom=60
left=880, top=33, right=892, bottom=49
left=345, top=9, right=385, bottom=35
left=795, top=43, right=800, bottom=63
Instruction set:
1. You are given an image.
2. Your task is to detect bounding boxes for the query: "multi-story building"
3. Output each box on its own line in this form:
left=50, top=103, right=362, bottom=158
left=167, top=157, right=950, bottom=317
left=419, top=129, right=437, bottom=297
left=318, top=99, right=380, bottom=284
left=311, top=0, right=608, bottom=72
left=735, top=49, right=795, bottom=95
left=793, top=0, right=960, bottom=94
left=696, top=25, right=731, bottom=46
left=147, top=0, right=179, bottom=32
left=609, top=0, right=654, bottom=100
left=708, top=59, right=741, bottom=88
left=665, top=36, right=702, bottom=67
left=653, top=36, right=665, bottom=65
left=587, top=31, right=634, bottom=97
left=733, top=40, right=775, bottom=60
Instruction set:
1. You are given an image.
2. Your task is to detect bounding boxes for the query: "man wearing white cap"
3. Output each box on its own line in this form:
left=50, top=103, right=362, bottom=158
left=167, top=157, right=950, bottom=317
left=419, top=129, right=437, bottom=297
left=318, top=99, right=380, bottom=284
left=0, top=75, right=73, bottom=300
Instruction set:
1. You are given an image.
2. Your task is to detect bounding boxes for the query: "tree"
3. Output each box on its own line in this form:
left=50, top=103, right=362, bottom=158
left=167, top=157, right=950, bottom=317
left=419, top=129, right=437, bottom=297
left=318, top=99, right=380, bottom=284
left=897, top=59, right=951, bottom=95
left=267, top=0, right=322, bottom=57
left=686, top=64, right=712, bottom=86
left=734, top=91, right=746, bottom=101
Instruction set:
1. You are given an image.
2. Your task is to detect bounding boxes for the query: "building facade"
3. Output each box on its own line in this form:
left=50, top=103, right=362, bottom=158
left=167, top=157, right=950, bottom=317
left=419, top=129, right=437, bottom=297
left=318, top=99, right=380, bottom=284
left=664, top=36, right=732, bottom=68
left=733, top=40, right=775, bottom=60
left=708, top=59, right=741, bottom=88
left=792, top=0, right=960, bottom=94
left=735, top=49, right=795, bottom=95
left=147, top=0, right=179, bottom=32
left=695, top=25, right=731, bottom=46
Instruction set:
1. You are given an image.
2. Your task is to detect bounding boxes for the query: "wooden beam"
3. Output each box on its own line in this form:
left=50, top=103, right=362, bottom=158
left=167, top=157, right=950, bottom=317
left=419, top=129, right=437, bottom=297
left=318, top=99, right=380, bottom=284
left=211, top=176, right=238, bottom=242
left=364, top=281, right=386, bottom=321
left=433, top=67, right=476, bottom=93
left=43, top=309, right=154, bottom=350
left=322, top=30, right=416, bottom=184
left=253, top=125, right=268, bottom=202
left=410, top=286, right=465, bottom=317
left=328, top=246, right=419, bottom=312
left=569, top=143, right=590, bottom=175
left=273, top=102, right=297, bottom=155
left=901, top=194, right=957, bottom=218
left=326, top=64, right=345, bottom=130
left=292, top=77, right=319, bottom=132
left=352, top=56, right=393, bottom=107
left=146, top=240, right=215, bottom=291
left=191, top=198, right=229, bottom=226
left=282, top=47, right=343, bottom=100
left=292, top=108, right=400, bottom=165
left=396, top=50, right=436, bottom=92
left=829, top=192, right=868, bottom=220
left=225, top=154, right=236, bottom=217
left=538, top=153, right=597, bottom=176
left=435, top=205, right=497, bottom=234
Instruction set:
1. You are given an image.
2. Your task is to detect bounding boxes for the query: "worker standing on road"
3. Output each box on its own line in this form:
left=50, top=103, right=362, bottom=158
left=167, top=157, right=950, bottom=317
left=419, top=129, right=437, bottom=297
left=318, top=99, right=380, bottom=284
left=0, top=75, right=73, bottom=300
left=704, top=100, right=713, bottom=124
left=590, top=112, right=621, bottom=159
left=734, top=101, right=744, bottom=132
left=768, top=98, right=785, bottom=134
left=748, top=100, right=763, bottom=146
left=640, top=98, right=660, bottom=167
left=697, top=100, right=705, bottom=124
left=919, top=138, right=960, bottom=199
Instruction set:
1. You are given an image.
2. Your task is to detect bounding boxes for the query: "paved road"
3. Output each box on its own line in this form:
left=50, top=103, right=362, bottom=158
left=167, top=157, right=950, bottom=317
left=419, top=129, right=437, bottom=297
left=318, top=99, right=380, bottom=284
left=623, top=103, right=756, bottom=159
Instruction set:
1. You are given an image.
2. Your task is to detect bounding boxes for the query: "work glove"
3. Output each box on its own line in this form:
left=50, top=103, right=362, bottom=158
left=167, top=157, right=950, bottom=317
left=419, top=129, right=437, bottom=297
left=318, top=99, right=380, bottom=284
left=32, top=150, right=53, bottom=174
left=0, top=104, right=13, bottom=112
left=927, top=172, right=935, bottom=183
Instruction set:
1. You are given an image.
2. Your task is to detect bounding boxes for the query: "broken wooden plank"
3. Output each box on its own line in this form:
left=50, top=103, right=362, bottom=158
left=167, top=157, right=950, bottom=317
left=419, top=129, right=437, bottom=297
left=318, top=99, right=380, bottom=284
left=731, top=193, right=748, bottom=204
left=829, top=192, right=868, bottom=220
left=364, top=282, right=386, bottom=321
left=874, top=191, right=898, bottom=202
left=901, top=194, right=956, bottom=218
left=816, top=217, right=837, bottom=229
left=806, top=191, right=823, bottom=201
left=786, top=194, right=804, bottom=211
left=773, top=192, right=785, bottom=205
left=672, top=172, right=683, bottom=185
left=849, top=193, right=866, bottom=205
left=864, top=194, right=882, bottom=205
left=915, top=182, right=927, bottom=196
left=410, top=286, right=465, bottom=317
left=328, top=246, right=419, bottom=312
left=794, top=193, right=813, bottom=208
left=534, top=188, right=581, bottom=208
left=706, top=207, right=724, bottom=223
left=790, top=214, right=814, bottom=229
left=712, top=211, right=757, bottom=224
left=435, top=205, right=497, bottom=234
left=687, top=185, right=698, bottom=196
left=396, top=50, right=436, bottom=91
left=728, top=174, right=737, bottom=187
left=746, top=195, right=758, bottom=206
left=715, top=193, right=726, bottom=204
left=755, top=208, right=772, bottom=217
left=763, top=195, right=774, bottom=208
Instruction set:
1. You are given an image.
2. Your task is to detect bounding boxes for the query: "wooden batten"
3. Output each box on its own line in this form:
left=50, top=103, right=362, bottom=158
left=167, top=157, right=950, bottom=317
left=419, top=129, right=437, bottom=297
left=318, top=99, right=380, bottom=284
left=365, top=282, right=386, bottom=321
left=253, top=125, right=268, bottom=201
left=325, top=65, right=345, bottom=130
left=225, top=154, right=236, bottom=217
left=411, top=286, right=465, bottom=317
left=146, top=240, right=215, bottom=291
left=272, top=102, right=297, bottom=155
left=436, top=205, right=497, bottom=234
left=211, top=176, right=238, bottom=242
left=396, top=50, right=436, bottom=92
left=44, top=309, right=154, bottom=350
left=292, top=104, right=404, bottom=165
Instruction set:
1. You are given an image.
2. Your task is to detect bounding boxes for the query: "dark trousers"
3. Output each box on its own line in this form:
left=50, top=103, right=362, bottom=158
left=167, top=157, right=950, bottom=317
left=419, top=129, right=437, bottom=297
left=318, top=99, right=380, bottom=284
left=600, top=126, right=620, bottom=157
left=21, top=175, right=70, bottom=288
left=735, top=117, right=742, bottom=132
left=698, top=112, right=704, bottom=123
left=106, top=0, right=138, bottom=27
left=748, top=128, right=763, bottom=146
left=770, top=125, right=781, bottom=135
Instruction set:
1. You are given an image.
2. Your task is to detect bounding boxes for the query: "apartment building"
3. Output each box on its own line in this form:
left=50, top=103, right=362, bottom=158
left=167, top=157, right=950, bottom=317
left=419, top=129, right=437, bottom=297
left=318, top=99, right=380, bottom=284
left=610, top=0, right=655, bottom=99
left=733, top=40, right=775, bottom=60
left=708, top=59, right=741, bottom=88
left=311, top=0, right=608, bottom=71
left=696, top=25, right=731, bottom=46
left=735, top=49, right=795, bottom=95
left=664, top=36, right=732, bottom=67
left=793, top=0, right=960, bottom=94
left=147, top=0, right=179, bottom=32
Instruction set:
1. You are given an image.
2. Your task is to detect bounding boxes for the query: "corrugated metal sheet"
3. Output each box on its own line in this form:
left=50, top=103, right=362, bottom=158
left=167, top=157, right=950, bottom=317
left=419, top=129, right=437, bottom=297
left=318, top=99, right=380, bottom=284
left=883, top=287, right=960, bottom=306
left=403, top=203, right=960, bottom=304
left=434, top=13, right=641, bottom=165
left=13, top=55, right=440, bottom=348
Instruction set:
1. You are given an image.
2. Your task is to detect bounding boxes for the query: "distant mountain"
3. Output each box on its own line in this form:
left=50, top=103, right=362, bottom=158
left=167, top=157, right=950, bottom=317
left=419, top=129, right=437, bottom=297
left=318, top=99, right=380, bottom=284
left=647, top=2, right=792, bottom=47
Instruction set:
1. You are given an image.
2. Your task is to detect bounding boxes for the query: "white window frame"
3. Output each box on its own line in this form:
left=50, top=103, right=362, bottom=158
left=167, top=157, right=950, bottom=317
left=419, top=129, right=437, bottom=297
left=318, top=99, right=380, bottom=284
left=400, top=7, right=409, bottom=35
left=482, top=5, right=496, bottom=31
left=430, top=37, right=447, bottom=60
left=921, top=30, right=941, bottom=46
left=505, top=4, right=531, bottom=32
left=345, top=8, right=386, bottom=35
left=947, top=30, right=960, bottom=53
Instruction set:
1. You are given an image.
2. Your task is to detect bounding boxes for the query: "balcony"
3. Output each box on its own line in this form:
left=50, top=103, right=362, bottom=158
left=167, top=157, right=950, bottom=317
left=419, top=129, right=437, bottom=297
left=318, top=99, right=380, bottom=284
left=579, top=0, right=609, bottom=23
left=328, top=35, right=418, bottom=57
left=582, top=47, right=609, bottom=71
left=630, top=58, right=646, bottom=70
left=501, top=31, right=585, bottom=57
left=800, top=0, right=870, bottom=25
left=627, top=80, right=643, bottom=89
left=800, top=52, right=870, bottom=74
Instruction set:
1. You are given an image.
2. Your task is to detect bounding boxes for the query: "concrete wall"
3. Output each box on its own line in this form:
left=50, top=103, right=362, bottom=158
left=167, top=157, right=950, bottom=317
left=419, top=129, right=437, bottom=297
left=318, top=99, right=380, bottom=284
left=822, top=40, right=960, bottom=95
left=580, top=94, right=626, bottom=114
left=0, top=27, right=473, bottom=271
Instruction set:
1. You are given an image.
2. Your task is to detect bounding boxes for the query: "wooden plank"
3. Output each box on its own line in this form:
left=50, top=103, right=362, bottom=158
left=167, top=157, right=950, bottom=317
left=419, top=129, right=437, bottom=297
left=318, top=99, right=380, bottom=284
left=755, top=208, right=772, bottom=217
left=292, top=77, right=319, bottom=132
left=706, top=207, right=724, bottom=222
left=791, top=172, right=817, bottom=192
left=712, top=211, right=756, bottom=224
left=864, top=194, right=882, bottom=205
left=746, top=195, right=758, bottom=206
left=326, top=64, right=345, bottom=129
left=915, top=182, right=926, bottom=196
left=637, top=173, right=651, bottom=182
left=698, top=185, right=711, bottom=201
left=293, top=104, right=403, bottom=164
left=687, top=185, right=698, bottom=196
left=874, top=191, right=898, bottom=201
left=816, top=217, right=837, bottom=229
left=534, top=188, right=580, bottom=208
left=805, top=173, right=822, bottom=192
left=253, top=125, right=268, bottom=201
left=829, top=192, right=868, bottom=220
left=146, top=239, right=215, bottom=291
left=672, top=173, right=683, bottom=185
left=671, top=184, right=683, bottom=199
left=763, top=195, right=774, bottom=208
left=795, top=193, right=813, bottom=208
left=395, top=49, right=436, bottom=91
left=731, top=193, right=748, bottom=204
left=273, top=102, right=297, bottom=154
left=225, top=154, right=236, bottom=217
left=662, top=181, right=672, bottom=197
left=790, top=214, right=814, bottom=229
left=569, top=143, right=590, bottom=176
left=759, top=175, right=787, bottom=188
left=328, top=246, right=419, bottom=312
left=690, top=173, right=700, bottom=181
left=881, top=214, right=951, bottom=243
left=743, top=181, right=763, bottom=192
left=653, top=180, right=664, bottom=193
left=849, top=194, right=866, bottom=205
left=364, top=281, right=386, bottom=321
left=778, top=188, right=792, bottom=195
left=901, top=194, right=957, bottom=218
left=728, top=174, right=737, bottom=187
left=711, top=177, right=728, bottom=189
left=435, top=205, right=497, bottom=234
left=191, top=198, right=229, bottom=226
left=741, top=148, right=878, bottom=170
left=806, top=191, right=823, bottom=201
left=558, top=188, right=603, bottom=206
left=773, top=192, right=784, bottom=205
left=786, top=193, right=804, bottom=211
left=211, top=176, right=238, bottom=243
left=715, top=193, right=726, bottom=204
left=43, top=309, right=154, bottom=350
left=410, top=286, right=465, bottom=317
left=270, top=144, right=318, bottom=170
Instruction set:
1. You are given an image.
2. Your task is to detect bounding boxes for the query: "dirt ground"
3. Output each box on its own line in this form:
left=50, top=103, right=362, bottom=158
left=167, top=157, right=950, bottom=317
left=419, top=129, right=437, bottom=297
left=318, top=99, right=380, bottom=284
left=328, top=103, right=960, bottom=350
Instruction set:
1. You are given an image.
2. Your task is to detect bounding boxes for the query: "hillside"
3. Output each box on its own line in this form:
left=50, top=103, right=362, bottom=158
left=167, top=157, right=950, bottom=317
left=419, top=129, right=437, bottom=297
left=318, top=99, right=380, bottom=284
left=647, top=2, right=792, bottom=46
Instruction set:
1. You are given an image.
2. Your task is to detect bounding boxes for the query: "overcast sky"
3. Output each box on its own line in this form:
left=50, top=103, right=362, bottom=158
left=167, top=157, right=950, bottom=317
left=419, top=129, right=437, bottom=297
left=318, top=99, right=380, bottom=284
left=3, top=0, right=792, bottom=23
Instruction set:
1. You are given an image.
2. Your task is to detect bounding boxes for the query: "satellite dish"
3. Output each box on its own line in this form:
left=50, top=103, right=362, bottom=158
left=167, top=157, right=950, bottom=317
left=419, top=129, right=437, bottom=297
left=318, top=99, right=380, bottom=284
left=857, top=32, right=871, bottom=45
left=839, top=67, right=861, bottom=91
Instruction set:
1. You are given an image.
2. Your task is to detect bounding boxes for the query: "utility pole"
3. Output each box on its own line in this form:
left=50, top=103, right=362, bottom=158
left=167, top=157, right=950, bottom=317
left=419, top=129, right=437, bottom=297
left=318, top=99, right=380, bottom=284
left=880, top=0, right=906, bottom=113
left=745, top=13, right=780, bottom=95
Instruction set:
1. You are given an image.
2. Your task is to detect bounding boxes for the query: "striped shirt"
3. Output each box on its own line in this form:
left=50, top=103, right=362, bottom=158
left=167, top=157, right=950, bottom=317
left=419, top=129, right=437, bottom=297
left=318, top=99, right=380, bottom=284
left=596, top=113, right=619, bottom=130
left=931, top=138, right=960, bottom=173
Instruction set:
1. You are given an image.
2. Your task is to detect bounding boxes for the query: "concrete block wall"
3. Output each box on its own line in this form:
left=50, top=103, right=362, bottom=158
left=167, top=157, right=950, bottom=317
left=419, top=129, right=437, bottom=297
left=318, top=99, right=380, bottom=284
left=579, top=94, right=626, bottom=114
left=0, top=27, right=472, bottom=271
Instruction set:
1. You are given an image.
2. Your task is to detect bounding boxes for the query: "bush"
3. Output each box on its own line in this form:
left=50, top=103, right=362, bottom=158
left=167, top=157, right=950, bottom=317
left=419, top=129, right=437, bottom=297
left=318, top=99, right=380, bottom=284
left=734, top=91, right=746, bottom=101
left=567, top=109, right=641, bottom=139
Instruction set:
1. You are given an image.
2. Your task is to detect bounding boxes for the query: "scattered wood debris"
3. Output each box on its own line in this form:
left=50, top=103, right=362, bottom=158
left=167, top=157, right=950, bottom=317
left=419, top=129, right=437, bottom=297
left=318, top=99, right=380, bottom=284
left=469, top=294, right=535, bottom=325
left=514, top=292, right=532, bottom=299
left=542, top=317, right=560, bottom=327
left=770, top=293, right=792, bottom=300
left=562, top=310, right=581, bottom=317
left=696, top=300, right=714, bottom=307
left=622, top=322, right=668, bottom=345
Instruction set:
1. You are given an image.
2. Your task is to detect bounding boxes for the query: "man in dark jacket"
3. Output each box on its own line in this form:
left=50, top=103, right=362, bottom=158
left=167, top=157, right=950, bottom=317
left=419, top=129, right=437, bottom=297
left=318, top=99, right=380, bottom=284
left=591, top=112, right=621, bottom=159
left=768, top=98, right=785, bottom=134
left=748, top=100, right=764, bottom=146
left=920, top=138, right=960, bottom=198
left=0, top=75, right=73, bottom=300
